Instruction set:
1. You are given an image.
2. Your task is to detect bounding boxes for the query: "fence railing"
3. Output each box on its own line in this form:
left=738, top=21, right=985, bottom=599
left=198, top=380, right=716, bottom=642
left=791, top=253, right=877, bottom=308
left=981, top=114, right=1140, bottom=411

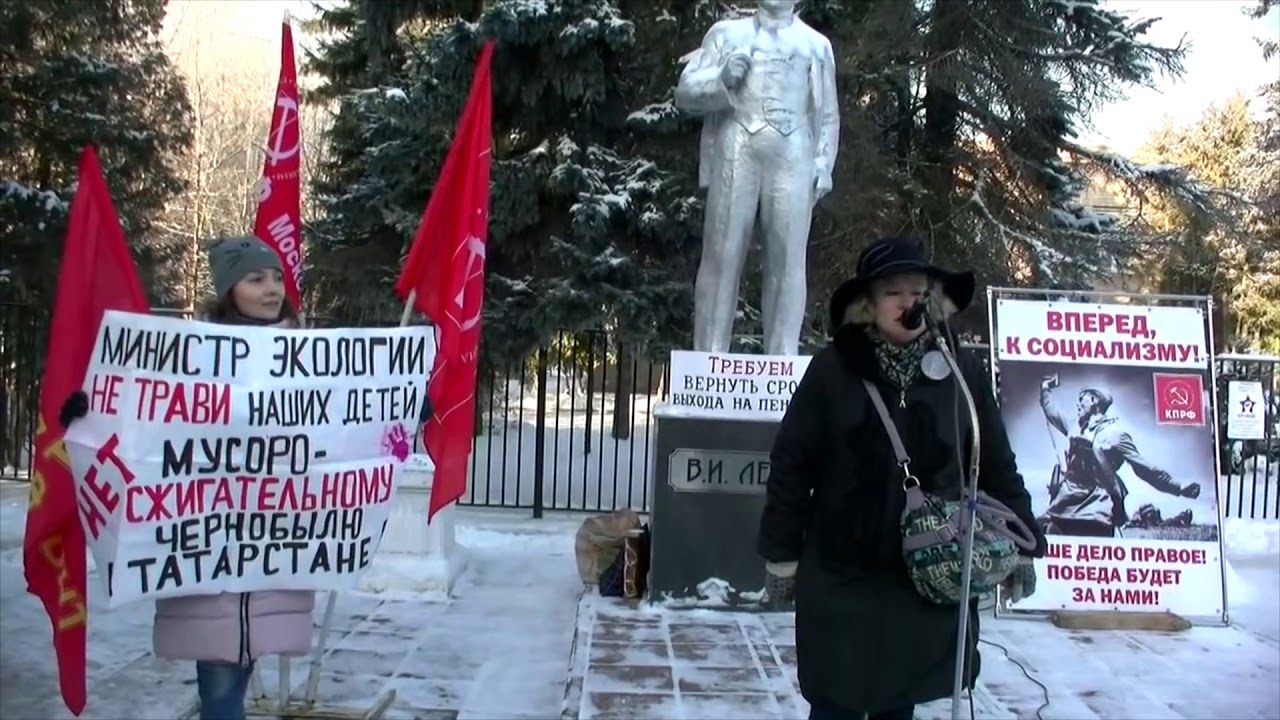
left=1, top=303, right=1276, bottom=519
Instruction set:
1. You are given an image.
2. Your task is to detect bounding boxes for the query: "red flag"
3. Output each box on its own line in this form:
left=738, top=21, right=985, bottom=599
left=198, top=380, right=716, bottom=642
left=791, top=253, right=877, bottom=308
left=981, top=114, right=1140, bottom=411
left=394, top=41, right=494, bottom=521
left=253, top=14, right=305, bottom=309
left=24, top=146, right=150, bottom=715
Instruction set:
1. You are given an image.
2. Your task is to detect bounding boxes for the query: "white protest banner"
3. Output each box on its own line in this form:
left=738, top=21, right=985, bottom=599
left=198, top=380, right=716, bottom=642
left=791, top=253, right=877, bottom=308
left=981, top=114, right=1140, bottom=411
left=63, top=310, right=436, bottom=608
left=991, top=296, right=1225, bottom=620
left=995, top=299, right=1209, bottom=369
left=1226, top=380, right=1265, bottom=441
left=667, top=350, right=812, bottom=420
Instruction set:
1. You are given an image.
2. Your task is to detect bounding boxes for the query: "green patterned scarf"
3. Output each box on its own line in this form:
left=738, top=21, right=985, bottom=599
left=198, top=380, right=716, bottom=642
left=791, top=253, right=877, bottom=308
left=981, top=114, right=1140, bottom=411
left=870, top=329, right=929, bottom=405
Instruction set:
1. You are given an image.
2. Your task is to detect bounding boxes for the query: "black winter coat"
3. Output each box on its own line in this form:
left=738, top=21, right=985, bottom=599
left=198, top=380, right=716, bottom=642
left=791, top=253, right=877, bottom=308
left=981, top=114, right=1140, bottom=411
left=757, top=320, right=1047, bottom=713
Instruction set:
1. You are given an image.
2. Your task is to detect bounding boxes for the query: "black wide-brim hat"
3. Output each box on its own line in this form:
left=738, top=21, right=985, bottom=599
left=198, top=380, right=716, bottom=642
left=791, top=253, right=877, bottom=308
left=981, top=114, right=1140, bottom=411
left=827, top=236, right=976, bottom=331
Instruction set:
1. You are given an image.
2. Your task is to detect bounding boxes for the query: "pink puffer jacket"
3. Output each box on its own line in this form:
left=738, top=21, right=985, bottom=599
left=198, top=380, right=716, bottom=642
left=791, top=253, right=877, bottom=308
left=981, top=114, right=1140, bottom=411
left=152, top=312, right=316, bottom=664
left=153, top=590, right=316, bottom=663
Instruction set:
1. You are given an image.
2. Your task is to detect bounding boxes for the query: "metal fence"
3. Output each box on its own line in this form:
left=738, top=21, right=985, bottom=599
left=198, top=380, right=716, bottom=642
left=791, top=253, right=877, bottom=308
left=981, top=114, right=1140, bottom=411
left=1, top=303, right=1276, bottom=519
left=1215, top=354, right=1280, bottom=520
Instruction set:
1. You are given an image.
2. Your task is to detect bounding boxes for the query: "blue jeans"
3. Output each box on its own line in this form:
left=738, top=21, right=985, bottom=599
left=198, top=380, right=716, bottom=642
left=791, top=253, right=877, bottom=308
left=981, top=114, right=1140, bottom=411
left=196, top=661, right=254, bottom=720
left=808, top=701, right=915, bottom=720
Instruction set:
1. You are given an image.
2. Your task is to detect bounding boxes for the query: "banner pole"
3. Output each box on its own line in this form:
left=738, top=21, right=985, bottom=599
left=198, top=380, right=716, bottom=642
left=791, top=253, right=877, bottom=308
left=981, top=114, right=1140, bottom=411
left=399, top=289, right=417, bottom=328
left=1203, top=296, right=1231, bottom=626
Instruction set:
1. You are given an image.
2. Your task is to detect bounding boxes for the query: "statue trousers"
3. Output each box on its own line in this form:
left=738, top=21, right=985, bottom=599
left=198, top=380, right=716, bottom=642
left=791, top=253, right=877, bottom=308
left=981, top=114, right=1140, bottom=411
left=696, top=122, right=816, bottom=356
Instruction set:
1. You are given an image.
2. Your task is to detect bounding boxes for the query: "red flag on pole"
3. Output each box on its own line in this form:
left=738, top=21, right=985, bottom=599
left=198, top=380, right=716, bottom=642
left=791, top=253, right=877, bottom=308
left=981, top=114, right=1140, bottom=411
left=24, top=145, right=150, bottom=716
left=394, top=40, right=494, bottom=521
left=253, top=13, right=305, bottom=309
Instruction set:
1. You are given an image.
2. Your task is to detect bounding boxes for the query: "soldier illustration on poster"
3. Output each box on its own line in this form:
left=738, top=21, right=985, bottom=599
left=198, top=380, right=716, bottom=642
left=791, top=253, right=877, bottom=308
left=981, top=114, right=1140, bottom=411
left=999, top=362, right=1220, bottom=543
left=1034, top=370, right=1204, bottom=538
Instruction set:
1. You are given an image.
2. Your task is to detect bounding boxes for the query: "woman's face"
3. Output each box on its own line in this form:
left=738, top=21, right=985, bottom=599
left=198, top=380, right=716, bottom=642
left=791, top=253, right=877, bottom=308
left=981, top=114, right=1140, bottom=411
left=230, top=269, right=285, bottom=321
left=870, top=272, right=929, bottom=345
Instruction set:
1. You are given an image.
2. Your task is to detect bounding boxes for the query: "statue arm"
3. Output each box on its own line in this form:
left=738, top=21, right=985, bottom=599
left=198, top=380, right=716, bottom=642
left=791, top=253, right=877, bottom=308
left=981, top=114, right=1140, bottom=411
left=674, top=26, right=733, bottom=116
left=814, top=37, right=840, bottom=178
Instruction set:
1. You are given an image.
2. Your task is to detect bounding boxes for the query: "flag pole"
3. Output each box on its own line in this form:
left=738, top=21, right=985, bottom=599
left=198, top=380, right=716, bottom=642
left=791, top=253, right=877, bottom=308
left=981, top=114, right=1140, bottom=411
left=399, top=289, right=417, bottom=328
left=284, top=7, right=300, bottom=330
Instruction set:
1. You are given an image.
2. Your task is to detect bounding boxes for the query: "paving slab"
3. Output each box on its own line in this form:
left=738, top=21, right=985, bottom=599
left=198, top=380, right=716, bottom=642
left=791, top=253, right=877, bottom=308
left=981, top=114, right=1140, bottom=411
left=566, top=595, right=1280, bottom=720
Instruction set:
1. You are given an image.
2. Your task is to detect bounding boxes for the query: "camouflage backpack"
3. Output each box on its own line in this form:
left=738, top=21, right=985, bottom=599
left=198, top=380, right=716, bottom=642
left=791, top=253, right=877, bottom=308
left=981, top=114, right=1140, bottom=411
left=862, top=380, right=1038, bottom=605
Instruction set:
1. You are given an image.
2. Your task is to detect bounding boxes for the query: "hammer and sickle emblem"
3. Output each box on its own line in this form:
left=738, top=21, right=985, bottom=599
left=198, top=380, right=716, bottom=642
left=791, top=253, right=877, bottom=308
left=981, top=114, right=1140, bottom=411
left=452, top=234, right=486, bottom=333
left=264, top=96, right=300, bottom=165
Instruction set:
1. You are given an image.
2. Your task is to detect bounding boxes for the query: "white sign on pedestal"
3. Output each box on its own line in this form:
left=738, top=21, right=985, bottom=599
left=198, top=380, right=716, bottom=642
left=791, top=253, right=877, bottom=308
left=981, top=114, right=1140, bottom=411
left=666, top=350, right=812, bottom=421
left=1226, top=380, right=1266, bottom=440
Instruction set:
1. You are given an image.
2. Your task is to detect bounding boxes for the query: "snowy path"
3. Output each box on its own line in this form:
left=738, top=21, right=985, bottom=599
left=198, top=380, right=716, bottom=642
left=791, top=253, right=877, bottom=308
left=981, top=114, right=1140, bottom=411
left=3, top=477, right=1279, bottom=720
left=564, top=594, right=1280, bottom=720
left=0, top=481, right=585, bottom=719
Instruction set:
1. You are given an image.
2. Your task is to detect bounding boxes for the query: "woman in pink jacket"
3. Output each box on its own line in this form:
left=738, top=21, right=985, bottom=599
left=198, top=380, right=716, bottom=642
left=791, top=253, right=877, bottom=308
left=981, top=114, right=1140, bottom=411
left=62, top=236, right=316, bottom=720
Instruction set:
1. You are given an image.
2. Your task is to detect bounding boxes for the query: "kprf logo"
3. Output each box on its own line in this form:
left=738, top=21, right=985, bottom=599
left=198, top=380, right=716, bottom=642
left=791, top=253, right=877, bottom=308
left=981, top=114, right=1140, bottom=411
left=1152, top=373, right=1205, bottom=426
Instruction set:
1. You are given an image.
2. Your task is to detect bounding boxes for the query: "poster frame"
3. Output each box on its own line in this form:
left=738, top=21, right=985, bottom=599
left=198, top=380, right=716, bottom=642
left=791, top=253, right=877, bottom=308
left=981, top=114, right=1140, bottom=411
left=986, top=286, right=1229, bottom=626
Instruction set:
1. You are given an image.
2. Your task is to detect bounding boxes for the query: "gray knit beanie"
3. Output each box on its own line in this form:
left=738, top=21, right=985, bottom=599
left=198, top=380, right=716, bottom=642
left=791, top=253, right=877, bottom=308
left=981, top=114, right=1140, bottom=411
left=208, top=235, right=284, bottom=298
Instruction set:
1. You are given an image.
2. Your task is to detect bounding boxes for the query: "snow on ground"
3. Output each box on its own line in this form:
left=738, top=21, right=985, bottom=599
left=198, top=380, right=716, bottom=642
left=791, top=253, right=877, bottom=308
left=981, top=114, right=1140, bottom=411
left=0, top=482, right=586, bottom=719
left=1222, top=516, right=1280, bottom=643
left=2, top=478, right=1279, bottom=719
left=570, top=594, right=1280, bottom=720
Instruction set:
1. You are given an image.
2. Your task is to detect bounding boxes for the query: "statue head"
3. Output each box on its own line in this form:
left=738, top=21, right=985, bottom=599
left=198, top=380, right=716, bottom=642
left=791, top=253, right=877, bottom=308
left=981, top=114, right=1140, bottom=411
left=757, top=0, right=798, bottom=15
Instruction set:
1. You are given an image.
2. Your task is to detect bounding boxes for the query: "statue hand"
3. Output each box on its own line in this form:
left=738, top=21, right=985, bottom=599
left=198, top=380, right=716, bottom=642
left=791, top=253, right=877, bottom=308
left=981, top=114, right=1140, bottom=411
left=720, top=53, right=751, bottom=89
left=812, top=169, right=833, bottom=202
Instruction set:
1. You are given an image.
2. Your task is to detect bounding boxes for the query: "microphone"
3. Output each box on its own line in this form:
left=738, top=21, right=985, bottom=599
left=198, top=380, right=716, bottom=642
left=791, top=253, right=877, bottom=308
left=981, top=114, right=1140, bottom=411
left=900, top=295, right=930, bottom=331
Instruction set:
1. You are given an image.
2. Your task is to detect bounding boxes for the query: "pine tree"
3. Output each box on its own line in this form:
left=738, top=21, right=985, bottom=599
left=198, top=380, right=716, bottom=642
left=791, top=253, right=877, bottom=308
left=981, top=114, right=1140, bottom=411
left=306, top=0, right=705, bottom=361
left=1133, top=91, right=1279, bottom=353
left=306, top=0, right=1237, bottom=348
left=1233, top=0, right=1280, bottom=352
left=0, top=0, right=193, bottom=304
left=927, top=0, right=1209, bottom=288
left=796, top=0, right=1223, bottom=301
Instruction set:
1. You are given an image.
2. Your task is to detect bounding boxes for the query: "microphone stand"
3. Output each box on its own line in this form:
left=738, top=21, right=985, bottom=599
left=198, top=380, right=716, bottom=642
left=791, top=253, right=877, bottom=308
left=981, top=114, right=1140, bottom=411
left=920, top=309, right=984, bottom=720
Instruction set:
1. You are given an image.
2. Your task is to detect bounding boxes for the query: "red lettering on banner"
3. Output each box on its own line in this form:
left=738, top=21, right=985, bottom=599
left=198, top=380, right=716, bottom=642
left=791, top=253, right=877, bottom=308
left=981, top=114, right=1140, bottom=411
left=90, top=373, right=125, bottom=415
left=1001, top=336, right=1200, bottom=364
left=1129, top=546, right=1208, bottom=564
left=120, top=465, right=397, bottom=522
left=1045, top=310, right=1154, bottom=338
left=135, top=378, right=231, bottom=425
left=77, top=434, right=134, bottom=539
left=211, top=480, right=235, bottom=512
left=1045, top=541, right=1210, bottom=610
left=1046, top=542, right=1071, bottom=559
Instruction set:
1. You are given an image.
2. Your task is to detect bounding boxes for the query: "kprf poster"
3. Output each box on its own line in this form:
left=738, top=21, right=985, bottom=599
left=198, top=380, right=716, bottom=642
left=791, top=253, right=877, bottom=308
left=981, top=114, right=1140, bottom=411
left=992, top=298, right=1225, bottom=619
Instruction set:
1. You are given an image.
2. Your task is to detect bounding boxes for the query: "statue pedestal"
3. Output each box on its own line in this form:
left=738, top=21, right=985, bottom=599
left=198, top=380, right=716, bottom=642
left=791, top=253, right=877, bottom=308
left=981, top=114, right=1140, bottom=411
left=648, top=407, right=783, bottom=609
left=358, top=454, right=466, bottom=596
left=646, top=350, right=811, bottom=610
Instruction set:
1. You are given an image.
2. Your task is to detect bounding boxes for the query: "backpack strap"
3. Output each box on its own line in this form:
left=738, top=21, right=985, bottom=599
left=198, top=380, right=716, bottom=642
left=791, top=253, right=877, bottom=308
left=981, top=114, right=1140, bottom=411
left=863, top=380, right=1039, bottom=554
left=861, top=379, right=910, bottom=467
left=864, top=378, right=960, bottom=553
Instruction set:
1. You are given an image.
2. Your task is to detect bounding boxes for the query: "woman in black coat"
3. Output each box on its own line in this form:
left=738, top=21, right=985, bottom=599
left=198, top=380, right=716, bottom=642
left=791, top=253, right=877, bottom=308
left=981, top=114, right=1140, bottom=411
left=757, top=236, right=1047, bottom=720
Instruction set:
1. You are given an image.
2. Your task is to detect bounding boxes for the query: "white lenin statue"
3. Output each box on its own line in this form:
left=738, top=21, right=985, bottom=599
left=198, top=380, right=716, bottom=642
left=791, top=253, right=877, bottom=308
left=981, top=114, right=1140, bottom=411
left=675, top=0, right=840, bottom=357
